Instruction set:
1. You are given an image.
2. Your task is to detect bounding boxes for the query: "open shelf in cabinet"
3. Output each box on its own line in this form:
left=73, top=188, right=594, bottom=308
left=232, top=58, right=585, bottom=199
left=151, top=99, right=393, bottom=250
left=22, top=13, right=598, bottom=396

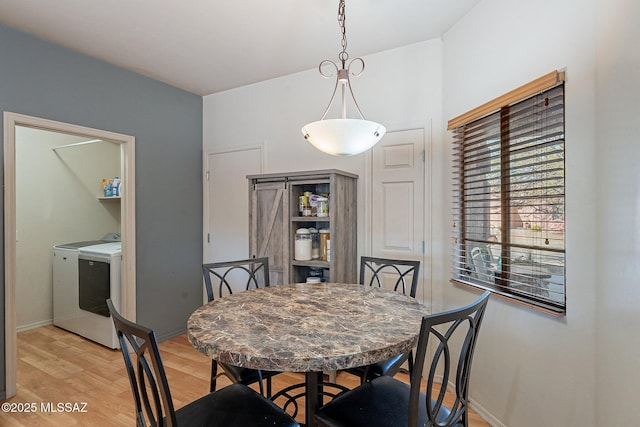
left=291, top=217, right=330, bottom=223
left=248, top=169, right=357, bottom=285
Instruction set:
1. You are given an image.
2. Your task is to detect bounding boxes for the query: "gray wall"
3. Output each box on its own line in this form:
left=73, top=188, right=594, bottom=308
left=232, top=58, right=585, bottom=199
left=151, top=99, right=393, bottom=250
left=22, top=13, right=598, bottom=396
left=0, top=24, right=203, bottom=396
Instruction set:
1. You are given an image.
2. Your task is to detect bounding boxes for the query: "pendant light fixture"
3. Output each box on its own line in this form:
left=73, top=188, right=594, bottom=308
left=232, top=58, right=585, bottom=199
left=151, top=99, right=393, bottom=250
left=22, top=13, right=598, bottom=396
left=301, top=0, right=385, bottom=156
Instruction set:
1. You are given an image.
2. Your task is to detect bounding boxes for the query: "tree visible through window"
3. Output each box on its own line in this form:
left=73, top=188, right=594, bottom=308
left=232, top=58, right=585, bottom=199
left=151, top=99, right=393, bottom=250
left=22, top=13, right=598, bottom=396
left=449, top=72, right=566, bottom=314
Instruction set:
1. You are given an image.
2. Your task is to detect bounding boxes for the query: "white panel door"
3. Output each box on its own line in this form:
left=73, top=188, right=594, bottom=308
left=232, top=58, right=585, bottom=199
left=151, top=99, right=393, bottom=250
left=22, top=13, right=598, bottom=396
left=205, top=148, right=261, bottom=263
left=371, top=128, right=426, bottom=298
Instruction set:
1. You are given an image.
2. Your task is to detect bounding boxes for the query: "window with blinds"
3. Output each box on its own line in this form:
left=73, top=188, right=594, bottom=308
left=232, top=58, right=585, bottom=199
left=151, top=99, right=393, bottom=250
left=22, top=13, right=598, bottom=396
left=449, top=72, right=566, bottom=314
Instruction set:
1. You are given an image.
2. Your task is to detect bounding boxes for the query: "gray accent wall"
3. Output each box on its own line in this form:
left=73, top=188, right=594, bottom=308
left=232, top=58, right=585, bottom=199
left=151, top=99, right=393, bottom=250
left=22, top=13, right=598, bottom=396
left=0, top=24, right=203, bottom=397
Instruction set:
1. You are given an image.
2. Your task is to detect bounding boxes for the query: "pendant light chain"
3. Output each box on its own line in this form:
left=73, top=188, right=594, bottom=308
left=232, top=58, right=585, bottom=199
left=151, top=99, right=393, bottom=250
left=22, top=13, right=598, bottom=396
left=338, top=0, right=348, bottom=65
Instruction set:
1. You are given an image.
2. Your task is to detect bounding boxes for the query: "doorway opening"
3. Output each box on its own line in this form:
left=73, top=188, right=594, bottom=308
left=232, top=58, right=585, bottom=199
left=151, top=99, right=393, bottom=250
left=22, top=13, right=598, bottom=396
left=3, top=112, right=137, bottom=398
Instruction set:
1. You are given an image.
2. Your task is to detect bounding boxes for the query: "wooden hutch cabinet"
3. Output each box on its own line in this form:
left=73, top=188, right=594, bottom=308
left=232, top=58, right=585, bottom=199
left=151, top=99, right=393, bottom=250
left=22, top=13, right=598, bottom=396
left=248, top=169, right=357, bottom=284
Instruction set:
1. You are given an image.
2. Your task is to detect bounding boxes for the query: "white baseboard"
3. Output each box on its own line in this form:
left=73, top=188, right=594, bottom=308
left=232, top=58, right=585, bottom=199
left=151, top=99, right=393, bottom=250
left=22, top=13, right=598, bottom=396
left=435, top=374, right=504, bottom=427
left=16, top=319, right=53, bottom=333
left=469, top=396, right=505, bottom=427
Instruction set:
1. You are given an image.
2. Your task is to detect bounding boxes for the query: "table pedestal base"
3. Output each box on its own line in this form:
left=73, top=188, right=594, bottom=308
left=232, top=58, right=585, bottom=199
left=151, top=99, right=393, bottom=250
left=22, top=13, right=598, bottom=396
left=270, top=372, right=349, bottom=427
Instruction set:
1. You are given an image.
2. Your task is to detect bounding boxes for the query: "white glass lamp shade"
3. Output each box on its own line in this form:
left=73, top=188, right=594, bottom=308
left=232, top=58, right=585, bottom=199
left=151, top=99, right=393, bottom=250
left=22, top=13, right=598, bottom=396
left=302, top=119, right=386, bottom=156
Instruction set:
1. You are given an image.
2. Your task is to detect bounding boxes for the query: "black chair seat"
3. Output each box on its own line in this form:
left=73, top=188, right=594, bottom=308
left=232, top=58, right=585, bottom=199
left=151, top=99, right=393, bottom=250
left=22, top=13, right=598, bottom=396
left=342, top=352, right=409, bottom=382
left=174, top=383, right=299, bottom=427
left=315, top=376, right=459, bottom=427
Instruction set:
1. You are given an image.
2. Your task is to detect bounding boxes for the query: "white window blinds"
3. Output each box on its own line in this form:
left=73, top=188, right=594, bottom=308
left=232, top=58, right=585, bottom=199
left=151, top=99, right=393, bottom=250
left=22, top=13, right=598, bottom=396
left=450, top=73, right=566, bottom=314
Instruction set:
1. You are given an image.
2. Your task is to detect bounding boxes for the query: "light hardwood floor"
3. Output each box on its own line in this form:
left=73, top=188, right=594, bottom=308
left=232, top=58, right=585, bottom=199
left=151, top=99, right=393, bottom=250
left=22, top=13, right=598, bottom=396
left=1, top=326, right=490, bottom=426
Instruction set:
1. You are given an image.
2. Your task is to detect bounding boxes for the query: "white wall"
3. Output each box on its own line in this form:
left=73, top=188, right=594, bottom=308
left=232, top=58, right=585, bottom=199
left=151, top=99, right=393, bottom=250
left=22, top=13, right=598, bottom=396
left=443, top=0, right=639, bottom=425
left=203, top=1, right=639, bottom=423
left=16, top=127, right=120, bottom=330
left=594, top=0, right=640, bottom=424
left=203, top=39, right=443, bottom=301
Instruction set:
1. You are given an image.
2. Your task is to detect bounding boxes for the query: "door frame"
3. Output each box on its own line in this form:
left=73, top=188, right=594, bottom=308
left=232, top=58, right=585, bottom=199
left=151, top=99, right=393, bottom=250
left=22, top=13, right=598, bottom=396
left=3, top=112, right=137, bottom=398
left=363, top=121, right=431, bottom=305
left=202, top=144, right=264, bottom=265
left=202, top=145, right=263, bottom=304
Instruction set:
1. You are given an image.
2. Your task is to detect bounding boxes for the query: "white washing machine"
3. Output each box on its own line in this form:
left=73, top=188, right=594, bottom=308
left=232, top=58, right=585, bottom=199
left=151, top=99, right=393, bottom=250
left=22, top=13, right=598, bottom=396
left=53, top=234, right=121, bottom=349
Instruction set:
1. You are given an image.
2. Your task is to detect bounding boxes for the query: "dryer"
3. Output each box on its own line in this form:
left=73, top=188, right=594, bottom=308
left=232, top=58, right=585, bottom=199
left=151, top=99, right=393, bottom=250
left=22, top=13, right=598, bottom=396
left=53, top=233, right=121, bottom=349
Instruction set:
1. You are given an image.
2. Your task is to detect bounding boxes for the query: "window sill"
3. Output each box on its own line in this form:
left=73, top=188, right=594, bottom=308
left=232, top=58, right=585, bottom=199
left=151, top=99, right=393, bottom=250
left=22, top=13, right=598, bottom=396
left=450, top=278, right=566, bottom=317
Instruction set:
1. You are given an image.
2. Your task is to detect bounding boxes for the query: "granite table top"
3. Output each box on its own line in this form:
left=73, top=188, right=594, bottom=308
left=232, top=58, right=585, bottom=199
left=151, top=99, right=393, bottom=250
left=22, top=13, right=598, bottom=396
left=187, top=282, right=430, bottom=373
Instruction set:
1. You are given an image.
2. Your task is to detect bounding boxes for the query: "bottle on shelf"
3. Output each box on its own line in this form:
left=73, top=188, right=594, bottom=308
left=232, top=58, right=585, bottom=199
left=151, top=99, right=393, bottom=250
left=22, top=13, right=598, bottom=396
left=319, top=229, right=330, bottom=261
left=103, top=179, right=113, bottom=197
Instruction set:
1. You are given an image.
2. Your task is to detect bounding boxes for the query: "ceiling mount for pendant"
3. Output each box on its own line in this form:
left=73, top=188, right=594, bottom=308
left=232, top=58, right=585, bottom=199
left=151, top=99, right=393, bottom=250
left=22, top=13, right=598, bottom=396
left=301, top=0, right=385, bottom=156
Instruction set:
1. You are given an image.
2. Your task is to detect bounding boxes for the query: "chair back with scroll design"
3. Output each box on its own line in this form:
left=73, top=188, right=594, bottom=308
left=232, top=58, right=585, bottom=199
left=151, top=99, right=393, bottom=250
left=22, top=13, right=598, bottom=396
left=108, top=299, right=300, bottom=427
left=201, top=257, right=277, bottom=396
left=202, top=257, right=270, bottom=301
left=344, top=256, right=420, bottom=384
left=410, top=291, right=490, bottom=427
left=107, top=298, right=178, bottom=427
left=359, top=256, right=420, bottom=298
left=314, top=291, right=490, bottom=427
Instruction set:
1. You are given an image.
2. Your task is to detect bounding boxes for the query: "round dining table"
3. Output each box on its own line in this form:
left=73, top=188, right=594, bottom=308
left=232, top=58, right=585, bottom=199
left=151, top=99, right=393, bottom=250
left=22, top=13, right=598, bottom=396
left=187, top=282, right=430, bottom=427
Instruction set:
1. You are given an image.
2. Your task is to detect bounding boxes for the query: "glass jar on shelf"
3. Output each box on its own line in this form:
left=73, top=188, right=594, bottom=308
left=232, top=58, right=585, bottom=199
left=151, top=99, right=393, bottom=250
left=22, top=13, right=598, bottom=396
left=309, top=228, right=320, bottom=260
left=316, top=197, right=329, bottom=217
left=295, top=228, right=312, bottom=260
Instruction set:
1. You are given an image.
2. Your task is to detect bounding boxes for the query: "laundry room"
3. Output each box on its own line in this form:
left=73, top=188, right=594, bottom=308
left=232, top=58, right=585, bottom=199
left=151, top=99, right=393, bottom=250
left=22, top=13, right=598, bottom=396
left=15, top=126, right=121, bottom=337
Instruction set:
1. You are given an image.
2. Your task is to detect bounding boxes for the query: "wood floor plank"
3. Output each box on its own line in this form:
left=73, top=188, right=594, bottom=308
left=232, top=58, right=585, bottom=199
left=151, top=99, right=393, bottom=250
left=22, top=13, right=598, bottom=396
left=0, top=326, right=490, bottom=426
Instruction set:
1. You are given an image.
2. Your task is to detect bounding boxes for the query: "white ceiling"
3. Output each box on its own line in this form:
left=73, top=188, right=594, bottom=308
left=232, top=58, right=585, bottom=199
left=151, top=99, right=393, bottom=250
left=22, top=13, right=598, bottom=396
left=0, top=0, right=479, bottom=96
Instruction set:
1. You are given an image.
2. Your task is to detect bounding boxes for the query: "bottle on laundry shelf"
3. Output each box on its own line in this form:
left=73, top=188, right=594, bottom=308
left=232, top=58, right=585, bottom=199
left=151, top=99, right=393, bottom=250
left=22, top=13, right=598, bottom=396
left=112, top=177, right=121, bottom=197
left=103, top=179, right=113, bottom=197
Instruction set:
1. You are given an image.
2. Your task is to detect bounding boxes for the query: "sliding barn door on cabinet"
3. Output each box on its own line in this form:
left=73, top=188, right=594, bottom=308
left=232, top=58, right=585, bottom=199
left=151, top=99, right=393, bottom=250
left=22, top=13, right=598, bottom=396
left=249, top=180, right=288, bottom=285
left=248, top=170, right=357, bottom=285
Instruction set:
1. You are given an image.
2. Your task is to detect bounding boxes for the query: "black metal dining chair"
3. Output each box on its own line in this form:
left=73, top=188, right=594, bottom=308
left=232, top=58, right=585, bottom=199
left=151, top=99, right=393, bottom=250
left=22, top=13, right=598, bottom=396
left=341, top=256, right=421, bottom=384
left=202, top=257, right=280, bottom=397
left=315, top=291, right=490, bottom=427
left=106, top=299, right=299, bottom=427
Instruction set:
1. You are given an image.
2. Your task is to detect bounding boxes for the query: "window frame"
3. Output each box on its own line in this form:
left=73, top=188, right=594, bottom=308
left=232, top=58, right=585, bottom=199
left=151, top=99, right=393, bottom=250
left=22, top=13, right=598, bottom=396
left=449, top=71, right=566, bottom=315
